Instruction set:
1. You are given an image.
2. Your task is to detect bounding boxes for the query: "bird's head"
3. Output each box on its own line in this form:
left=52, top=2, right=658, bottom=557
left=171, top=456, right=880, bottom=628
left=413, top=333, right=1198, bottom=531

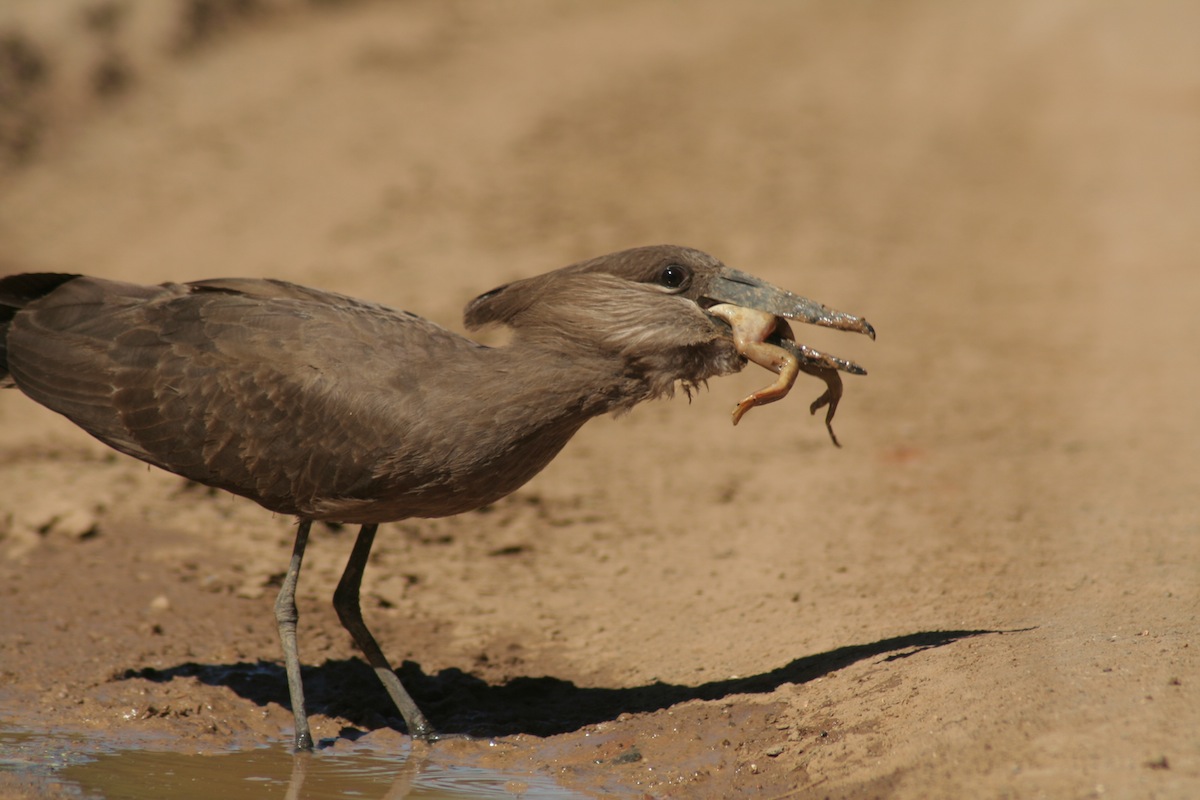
left=464, top=245, right=873, bottom=405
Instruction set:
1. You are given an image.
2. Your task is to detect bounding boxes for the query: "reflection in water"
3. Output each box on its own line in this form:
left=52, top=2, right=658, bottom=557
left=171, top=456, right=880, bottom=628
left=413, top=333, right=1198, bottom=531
left=1, top=732, right=582, bottom=799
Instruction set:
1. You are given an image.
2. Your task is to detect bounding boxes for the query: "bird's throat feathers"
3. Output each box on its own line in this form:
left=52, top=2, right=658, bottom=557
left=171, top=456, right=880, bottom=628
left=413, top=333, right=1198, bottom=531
left=467, top=271, right=744, bottom=415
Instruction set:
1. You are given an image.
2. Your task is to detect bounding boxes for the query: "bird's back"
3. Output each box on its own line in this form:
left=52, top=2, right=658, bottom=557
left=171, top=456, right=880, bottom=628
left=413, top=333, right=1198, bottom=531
left=2, top=274, right=505, bottom=521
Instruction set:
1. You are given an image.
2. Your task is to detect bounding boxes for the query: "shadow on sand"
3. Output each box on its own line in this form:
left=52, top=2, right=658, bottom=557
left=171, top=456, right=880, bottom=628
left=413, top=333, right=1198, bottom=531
left=117, top=628, right=1025, bottom=738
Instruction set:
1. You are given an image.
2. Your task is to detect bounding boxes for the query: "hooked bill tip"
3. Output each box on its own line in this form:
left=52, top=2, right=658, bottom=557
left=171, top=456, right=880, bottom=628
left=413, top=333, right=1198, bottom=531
left=825, top=311, right=875, bottom=340
left=819, top=312, right=875, bottom=341
left=784, top=297, right=875, bottom=341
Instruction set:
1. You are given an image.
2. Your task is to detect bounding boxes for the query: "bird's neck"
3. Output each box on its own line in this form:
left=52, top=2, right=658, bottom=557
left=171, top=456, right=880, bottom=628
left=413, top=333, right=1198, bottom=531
left=476, top=338, right=654, bottom=428
left=370, top=341, right=647, bottom=517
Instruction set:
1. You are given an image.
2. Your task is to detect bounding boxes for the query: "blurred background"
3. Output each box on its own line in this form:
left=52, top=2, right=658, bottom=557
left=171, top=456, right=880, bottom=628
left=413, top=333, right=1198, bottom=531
left=0, top=1, right=1196, bottom=797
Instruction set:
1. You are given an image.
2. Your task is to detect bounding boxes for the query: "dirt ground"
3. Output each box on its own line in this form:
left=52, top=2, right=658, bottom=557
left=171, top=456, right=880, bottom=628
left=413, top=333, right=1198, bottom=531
left=0, top=1, right=1197, bottom=797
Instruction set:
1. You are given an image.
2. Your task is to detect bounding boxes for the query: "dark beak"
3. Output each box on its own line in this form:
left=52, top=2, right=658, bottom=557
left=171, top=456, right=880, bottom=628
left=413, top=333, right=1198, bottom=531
left=699, top=267, right=876, bottom=340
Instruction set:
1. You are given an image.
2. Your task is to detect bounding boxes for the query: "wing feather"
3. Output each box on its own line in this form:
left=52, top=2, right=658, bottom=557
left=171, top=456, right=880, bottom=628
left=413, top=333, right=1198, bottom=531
left=8, top=275, right=484, bottom=519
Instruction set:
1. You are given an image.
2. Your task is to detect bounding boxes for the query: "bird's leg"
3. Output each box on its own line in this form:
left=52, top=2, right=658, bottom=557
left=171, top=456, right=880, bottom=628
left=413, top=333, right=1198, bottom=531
left=275, top=518, right=315, bottom=751
left=333, top=523, right=437, bottom=740
left=706, top=303, right=800, bottom=424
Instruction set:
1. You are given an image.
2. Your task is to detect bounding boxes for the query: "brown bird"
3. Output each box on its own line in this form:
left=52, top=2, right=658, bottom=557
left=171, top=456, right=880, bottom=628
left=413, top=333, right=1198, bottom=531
left=0, top=245, right=873, bottom=750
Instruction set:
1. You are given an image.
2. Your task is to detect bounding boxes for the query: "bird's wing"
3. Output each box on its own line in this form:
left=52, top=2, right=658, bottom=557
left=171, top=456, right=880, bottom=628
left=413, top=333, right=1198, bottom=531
left=8, top=275, right=479, bottom=516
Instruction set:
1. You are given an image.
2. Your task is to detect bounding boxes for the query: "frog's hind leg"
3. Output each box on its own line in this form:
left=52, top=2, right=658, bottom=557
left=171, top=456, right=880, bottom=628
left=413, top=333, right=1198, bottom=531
left=731, top=341, right=799, bottom=425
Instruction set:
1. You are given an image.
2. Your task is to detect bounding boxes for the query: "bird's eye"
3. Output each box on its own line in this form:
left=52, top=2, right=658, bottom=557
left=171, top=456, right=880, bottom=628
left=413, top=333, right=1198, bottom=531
left=659, top=264, right=688, bottom=290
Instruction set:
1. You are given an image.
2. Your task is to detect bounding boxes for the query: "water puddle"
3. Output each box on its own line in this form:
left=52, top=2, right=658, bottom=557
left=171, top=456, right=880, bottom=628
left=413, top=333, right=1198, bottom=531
left=0, top=731, right=588, bottom=799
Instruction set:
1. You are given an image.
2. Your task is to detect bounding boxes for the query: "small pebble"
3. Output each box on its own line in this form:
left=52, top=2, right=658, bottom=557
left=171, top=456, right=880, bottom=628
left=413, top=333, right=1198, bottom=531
left=51, top=509, right=100, bottom=539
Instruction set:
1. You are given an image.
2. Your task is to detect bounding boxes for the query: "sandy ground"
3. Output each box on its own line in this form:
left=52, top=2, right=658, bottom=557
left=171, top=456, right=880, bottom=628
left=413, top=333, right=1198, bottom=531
left=0, top=1, right=1198, bottom=797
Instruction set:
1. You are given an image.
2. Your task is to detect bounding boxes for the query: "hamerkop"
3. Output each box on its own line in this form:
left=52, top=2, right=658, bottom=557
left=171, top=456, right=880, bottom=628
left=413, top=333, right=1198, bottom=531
left=0, top=245, right=873, bottom=749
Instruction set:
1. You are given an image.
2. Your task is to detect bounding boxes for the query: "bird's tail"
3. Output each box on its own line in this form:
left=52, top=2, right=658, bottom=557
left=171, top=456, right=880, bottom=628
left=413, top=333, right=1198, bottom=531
left=0, top=272, right=80, bottom=386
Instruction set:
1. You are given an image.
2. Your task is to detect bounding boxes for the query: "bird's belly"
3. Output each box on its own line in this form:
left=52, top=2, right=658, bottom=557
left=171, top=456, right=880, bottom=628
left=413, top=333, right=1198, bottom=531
left=301, top=423, right=582, bottom=525
left=304, top=469, right=540, bottom=525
